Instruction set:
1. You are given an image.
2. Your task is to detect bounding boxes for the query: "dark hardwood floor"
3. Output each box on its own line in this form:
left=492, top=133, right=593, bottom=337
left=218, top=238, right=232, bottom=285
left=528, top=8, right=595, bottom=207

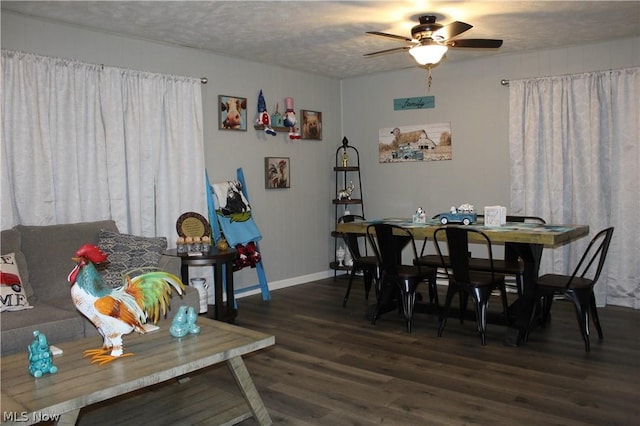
left=77, top=276, right=640, bottom=425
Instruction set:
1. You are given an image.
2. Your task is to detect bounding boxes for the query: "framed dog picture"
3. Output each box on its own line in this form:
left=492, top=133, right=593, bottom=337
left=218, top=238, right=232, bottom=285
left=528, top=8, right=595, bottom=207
left=265, top=157, right=290, bottom=189
left=219, top=95, right=247, bottom=131
left=300, top=110, right=322, bottom=140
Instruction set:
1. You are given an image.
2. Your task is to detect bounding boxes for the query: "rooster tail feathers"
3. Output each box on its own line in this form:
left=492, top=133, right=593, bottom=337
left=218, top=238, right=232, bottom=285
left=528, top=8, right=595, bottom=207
left=128, top=270, right=184, bottom=295
left=126, top=271, right=185, bottom=323
left=94, top=294, right=146, bottom=329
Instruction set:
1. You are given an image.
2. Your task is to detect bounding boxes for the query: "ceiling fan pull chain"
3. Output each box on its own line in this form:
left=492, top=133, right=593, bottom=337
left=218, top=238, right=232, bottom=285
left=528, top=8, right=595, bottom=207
left=427, top=66, right=433, bottom=91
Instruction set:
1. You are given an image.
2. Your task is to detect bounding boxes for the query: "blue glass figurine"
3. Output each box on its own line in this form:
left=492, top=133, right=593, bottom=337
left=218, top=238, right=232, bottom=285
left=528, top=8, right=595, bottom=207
left=28, top=330, right=58, bottom=378
left=169, top=306, right=200, bottom=337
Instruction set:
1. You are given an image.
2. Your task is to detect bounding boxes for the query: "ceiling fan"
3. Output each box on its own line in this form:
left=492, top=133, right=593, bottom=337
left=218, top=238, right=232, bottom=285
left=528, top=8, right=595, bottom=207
left=365, top=15, right=502, bottom=88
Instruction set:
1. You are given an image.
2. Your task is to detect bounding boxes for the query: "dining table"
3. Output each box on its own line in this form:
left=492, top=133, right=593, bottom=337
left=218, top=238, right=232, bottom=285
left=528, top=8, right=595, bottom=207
left=335, top=218, right=590, bottom=346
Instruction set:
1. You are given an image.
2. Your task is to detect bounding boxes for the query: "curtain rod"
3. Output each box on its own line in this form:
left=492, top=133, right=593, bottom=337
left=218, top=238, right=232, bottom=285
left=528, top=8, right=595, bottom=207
left=200, top=77, right=208, bottom=84
left=501, top=79, right=509, bottom=86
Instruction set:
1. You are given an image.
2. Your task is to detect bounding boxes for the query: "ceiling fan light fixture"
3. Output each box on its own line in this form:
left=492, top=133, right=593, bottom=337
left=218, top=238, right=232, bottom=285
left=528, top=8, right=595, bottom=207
left=408, top=44, right=448, bottom=65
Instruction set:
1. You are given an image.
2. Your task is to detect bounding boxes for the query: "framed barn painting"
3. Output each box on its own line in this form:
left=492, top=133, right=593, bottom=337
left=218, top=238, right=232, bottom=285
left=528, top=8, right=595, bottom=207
left=300, top=110, right=322, bottom=140
left=265, top=157, right=290, bottom=189
left=219, top=95, right=247, bottom=131
left=378, top=122, right=452, bottom=163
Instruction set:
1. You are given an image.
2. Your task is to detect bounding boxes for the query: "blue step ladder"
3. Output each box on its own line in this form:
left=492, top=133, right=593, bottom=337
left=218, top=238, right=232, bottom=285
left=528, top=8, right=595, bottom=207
left=206, top=168, right=270, bottom=301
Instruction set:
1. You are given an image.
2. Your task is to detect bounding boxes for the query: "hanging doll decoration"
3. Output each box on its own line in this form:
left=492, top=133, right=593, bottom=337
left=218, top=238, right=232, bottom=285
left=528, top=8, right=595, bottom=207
left=256, top=90, right=276, bottom=136
left=282, top=96, right=301, bottom=140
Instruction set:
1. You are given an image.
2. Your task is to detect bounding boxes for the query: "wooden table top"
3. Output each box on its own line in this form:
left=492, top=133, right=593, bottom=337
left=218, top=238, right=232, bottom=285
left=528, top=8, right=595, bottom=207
left=1, top=318, right=274, bottom=425
left=336, top=218, right=590, bottom=247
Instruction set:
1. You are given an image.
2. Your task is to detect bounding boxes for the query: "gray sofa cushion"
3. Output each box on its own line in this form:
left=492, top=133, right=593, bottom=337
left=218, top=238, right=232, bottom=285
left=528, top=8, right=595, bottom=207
left=98, top=229, right=167, bottom=288
left=0, top=228, right=20, bottom=252
left=16, top=220, right=118, bottom=301
left=0, top=300, right=85, bottom=356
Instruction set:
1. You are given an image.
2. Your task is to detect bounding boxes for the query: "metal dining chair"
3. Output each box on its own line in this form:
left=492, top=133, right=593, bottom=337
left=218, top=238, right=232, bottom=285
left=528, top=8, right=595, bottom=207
left=339, top=214, right=379, bottom=307
left=478, top=215, right=546, bottom=296
left=434, top=226, right=509, bottom=345
left=367, top=223, right=438, bottom=333
left=416, top=215, right=546, bottom=296
left=528, top=227, right=614, bottom=352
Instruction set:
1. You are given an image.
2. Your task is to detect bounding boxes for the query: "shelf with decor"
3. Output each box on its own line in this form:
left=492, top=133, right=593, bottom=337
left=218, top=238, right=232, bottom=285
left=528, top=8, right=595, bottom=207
left=253, top=124, right=291, bottom=132
left=331, top=137, right=364, bottom=277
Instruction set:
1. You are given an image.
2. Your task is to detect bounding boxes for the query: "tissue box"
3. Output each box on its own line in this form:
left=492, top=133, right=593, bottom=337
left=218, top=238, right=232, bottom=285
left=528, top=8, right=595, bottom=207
left=484, top=206, right=507, bottom=226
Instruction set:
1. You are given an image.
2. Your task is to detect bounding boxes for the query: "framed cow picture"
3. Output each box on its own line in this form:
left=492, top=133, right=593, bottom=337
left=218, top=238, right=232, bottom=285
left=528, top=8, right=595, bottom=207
left=218, top=95, right=247, bottom=131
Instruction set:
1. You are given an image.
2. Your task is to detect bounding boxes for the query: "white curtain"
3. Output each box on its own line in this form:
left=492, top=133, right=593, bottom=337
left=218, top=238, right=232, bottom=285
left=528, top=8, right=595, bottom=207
left=509, top=67, right=640, bottom=309
left=1, top=50, right=206, bottom=245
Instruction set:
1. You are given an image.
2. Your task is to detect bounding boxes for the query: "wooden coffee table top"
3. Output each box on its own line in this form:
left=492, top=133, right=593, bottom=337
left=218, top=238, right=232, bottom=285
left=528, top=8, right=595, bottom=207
left=1, top=317, right=274, bottom=425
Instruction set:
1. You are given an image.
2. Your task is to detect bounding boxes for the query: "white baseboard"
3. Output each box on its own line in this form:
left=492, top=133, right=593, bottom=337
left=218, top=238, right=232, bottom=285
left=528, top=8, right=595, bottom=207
left=235, top=270, right=334, bottom=299
left=234, top=271, right=521, bottom=299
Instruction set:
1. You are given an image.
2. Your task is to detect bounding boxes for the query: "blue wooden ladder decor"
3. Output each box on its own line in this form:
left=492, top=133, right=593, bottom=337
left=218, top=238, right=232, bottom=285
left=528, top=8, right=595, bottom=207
left=206, top=168, right=270, bottom=301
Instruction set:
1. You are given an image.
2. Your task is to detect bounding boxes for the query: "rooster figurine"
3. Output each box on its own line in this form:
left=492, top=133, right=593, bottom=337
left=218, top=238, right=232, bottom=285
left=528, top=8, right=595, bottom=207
left=67, top=243, right=184, bottom=365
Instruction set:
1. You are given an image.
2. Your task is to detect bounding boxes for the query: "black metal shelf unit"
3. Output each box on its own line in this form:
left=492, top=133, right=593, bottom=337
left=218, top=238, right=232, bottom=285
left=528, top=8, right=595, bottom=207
left=331, top=137, right=364, bottom=274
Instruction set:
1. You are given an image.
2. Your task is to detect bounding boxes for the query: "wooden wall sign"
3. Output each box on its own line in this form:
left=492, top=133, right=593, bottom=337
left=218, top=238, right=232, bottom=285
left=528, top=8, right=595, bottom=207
left=393, top=96, right=435, bottom=111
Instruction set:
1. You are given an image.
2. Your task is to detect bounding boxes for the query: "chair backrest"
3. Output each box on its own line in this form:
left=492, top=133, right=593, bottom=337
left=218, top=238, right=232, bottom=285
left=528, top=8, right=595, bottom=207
left=366, top=223, right=417, bottom=276
left=500, top=215, right=547, bottom=262
left=567, top=227, right=614, bottom=288
left=505, top=215, right=546, bottom=224
left=434, top=226, right=496, bottom=283
left=339, top=214, right=366, bottom=259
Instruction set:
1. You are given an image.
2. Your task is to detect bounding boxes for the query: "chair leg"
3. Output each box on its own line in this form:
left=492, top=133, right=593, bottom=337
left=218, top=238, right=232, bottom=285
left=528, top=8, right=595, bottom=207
left=515, top=273, right=524, bottom=297
left=524, top=297, right=542, bottom=343
left=438, top=284, right=457, bottom=337
left=499, top=284, right=510, bottom=325
left=589, top=291, right=603, bottom=340
left=363, top=270, right=373, bottom=300
left=342, top=268, right=357, bottom=307
left=459, top=292, right=469, bottom=324
left=399, top=280, right=417, bottom=333
left=427, top=275, right=440, bottom=315
left=373, top=267, right=381, bottom=300
left=566, top=289, right=593, bottom=352
left=371, top=272, right=391, bottom=325
left=471, top=287, right=492, bottom=346
left=540, top=295, right=554, bottom=327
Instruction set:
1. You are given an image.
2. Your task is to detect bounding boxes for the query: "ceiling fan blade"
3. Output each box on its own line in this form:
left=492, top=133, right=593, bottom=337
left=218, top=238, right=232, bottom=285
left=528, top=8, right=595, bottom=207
left=448, top=39, right=503, bottom=48
left=366, top=31, right=412, bottom=43
left=364, top=46, right=411, bottom=57
left=433, top=21, right=472, bottom=41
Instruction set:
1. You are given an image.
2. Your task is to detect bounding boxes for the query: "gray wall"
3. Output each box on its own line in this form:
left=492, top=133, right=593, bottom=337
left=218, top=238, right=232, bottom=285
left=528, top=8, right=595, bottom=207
left=3, top=10, right=639, bottom=293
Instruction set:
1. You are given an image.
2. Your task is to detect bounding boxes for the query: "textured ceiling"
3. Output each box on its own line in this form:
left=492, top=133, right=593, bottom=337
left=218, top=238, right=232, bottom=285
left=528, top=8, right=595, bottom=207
left=3, top=1, right=639, bottom=79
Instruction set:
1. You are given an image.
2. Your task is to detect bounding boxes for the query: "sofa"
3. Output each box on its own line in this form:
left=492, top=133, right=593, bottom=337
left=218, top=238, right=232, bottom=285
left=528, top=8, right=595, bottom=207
left=0, top=220, right=198, bottom=357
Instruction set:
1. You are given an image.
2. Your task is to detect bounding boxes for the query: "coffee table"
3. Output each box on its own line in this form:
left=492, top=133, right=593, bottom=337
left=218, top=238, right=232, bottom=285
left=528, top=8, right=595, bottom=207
left=1, top=317, right=274, bottom=425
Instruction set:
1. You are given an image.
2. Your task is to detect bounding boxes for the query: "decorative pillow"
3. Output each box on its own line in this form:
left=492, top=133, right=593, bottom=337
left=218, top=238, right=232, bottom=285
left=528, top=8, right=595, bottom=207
left=0, top=252, right=33, bottom=312
left=98, top=230, right=167, bottom=288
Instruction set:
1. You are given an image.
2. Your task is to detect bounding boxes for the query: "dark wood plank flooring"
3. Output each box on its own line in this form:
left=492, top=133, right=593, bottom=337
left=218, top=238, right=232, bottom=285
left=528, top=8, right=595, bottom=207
left=75, top=276, right=640, bottom=425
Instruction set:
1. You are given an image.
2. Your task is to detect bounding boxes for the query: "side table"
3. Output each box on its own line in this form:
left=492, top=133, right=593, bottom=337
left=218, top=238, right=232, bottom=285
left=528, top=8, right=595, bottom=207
left=165, top=248, right=237, bottom=323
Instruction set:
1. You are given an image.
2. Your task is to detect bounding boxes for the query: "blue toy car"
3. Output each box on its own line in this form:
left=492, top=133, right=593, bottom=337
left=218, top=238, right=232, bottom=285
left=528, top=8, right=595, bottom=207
left=436, top=210, right=477, bottom=225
